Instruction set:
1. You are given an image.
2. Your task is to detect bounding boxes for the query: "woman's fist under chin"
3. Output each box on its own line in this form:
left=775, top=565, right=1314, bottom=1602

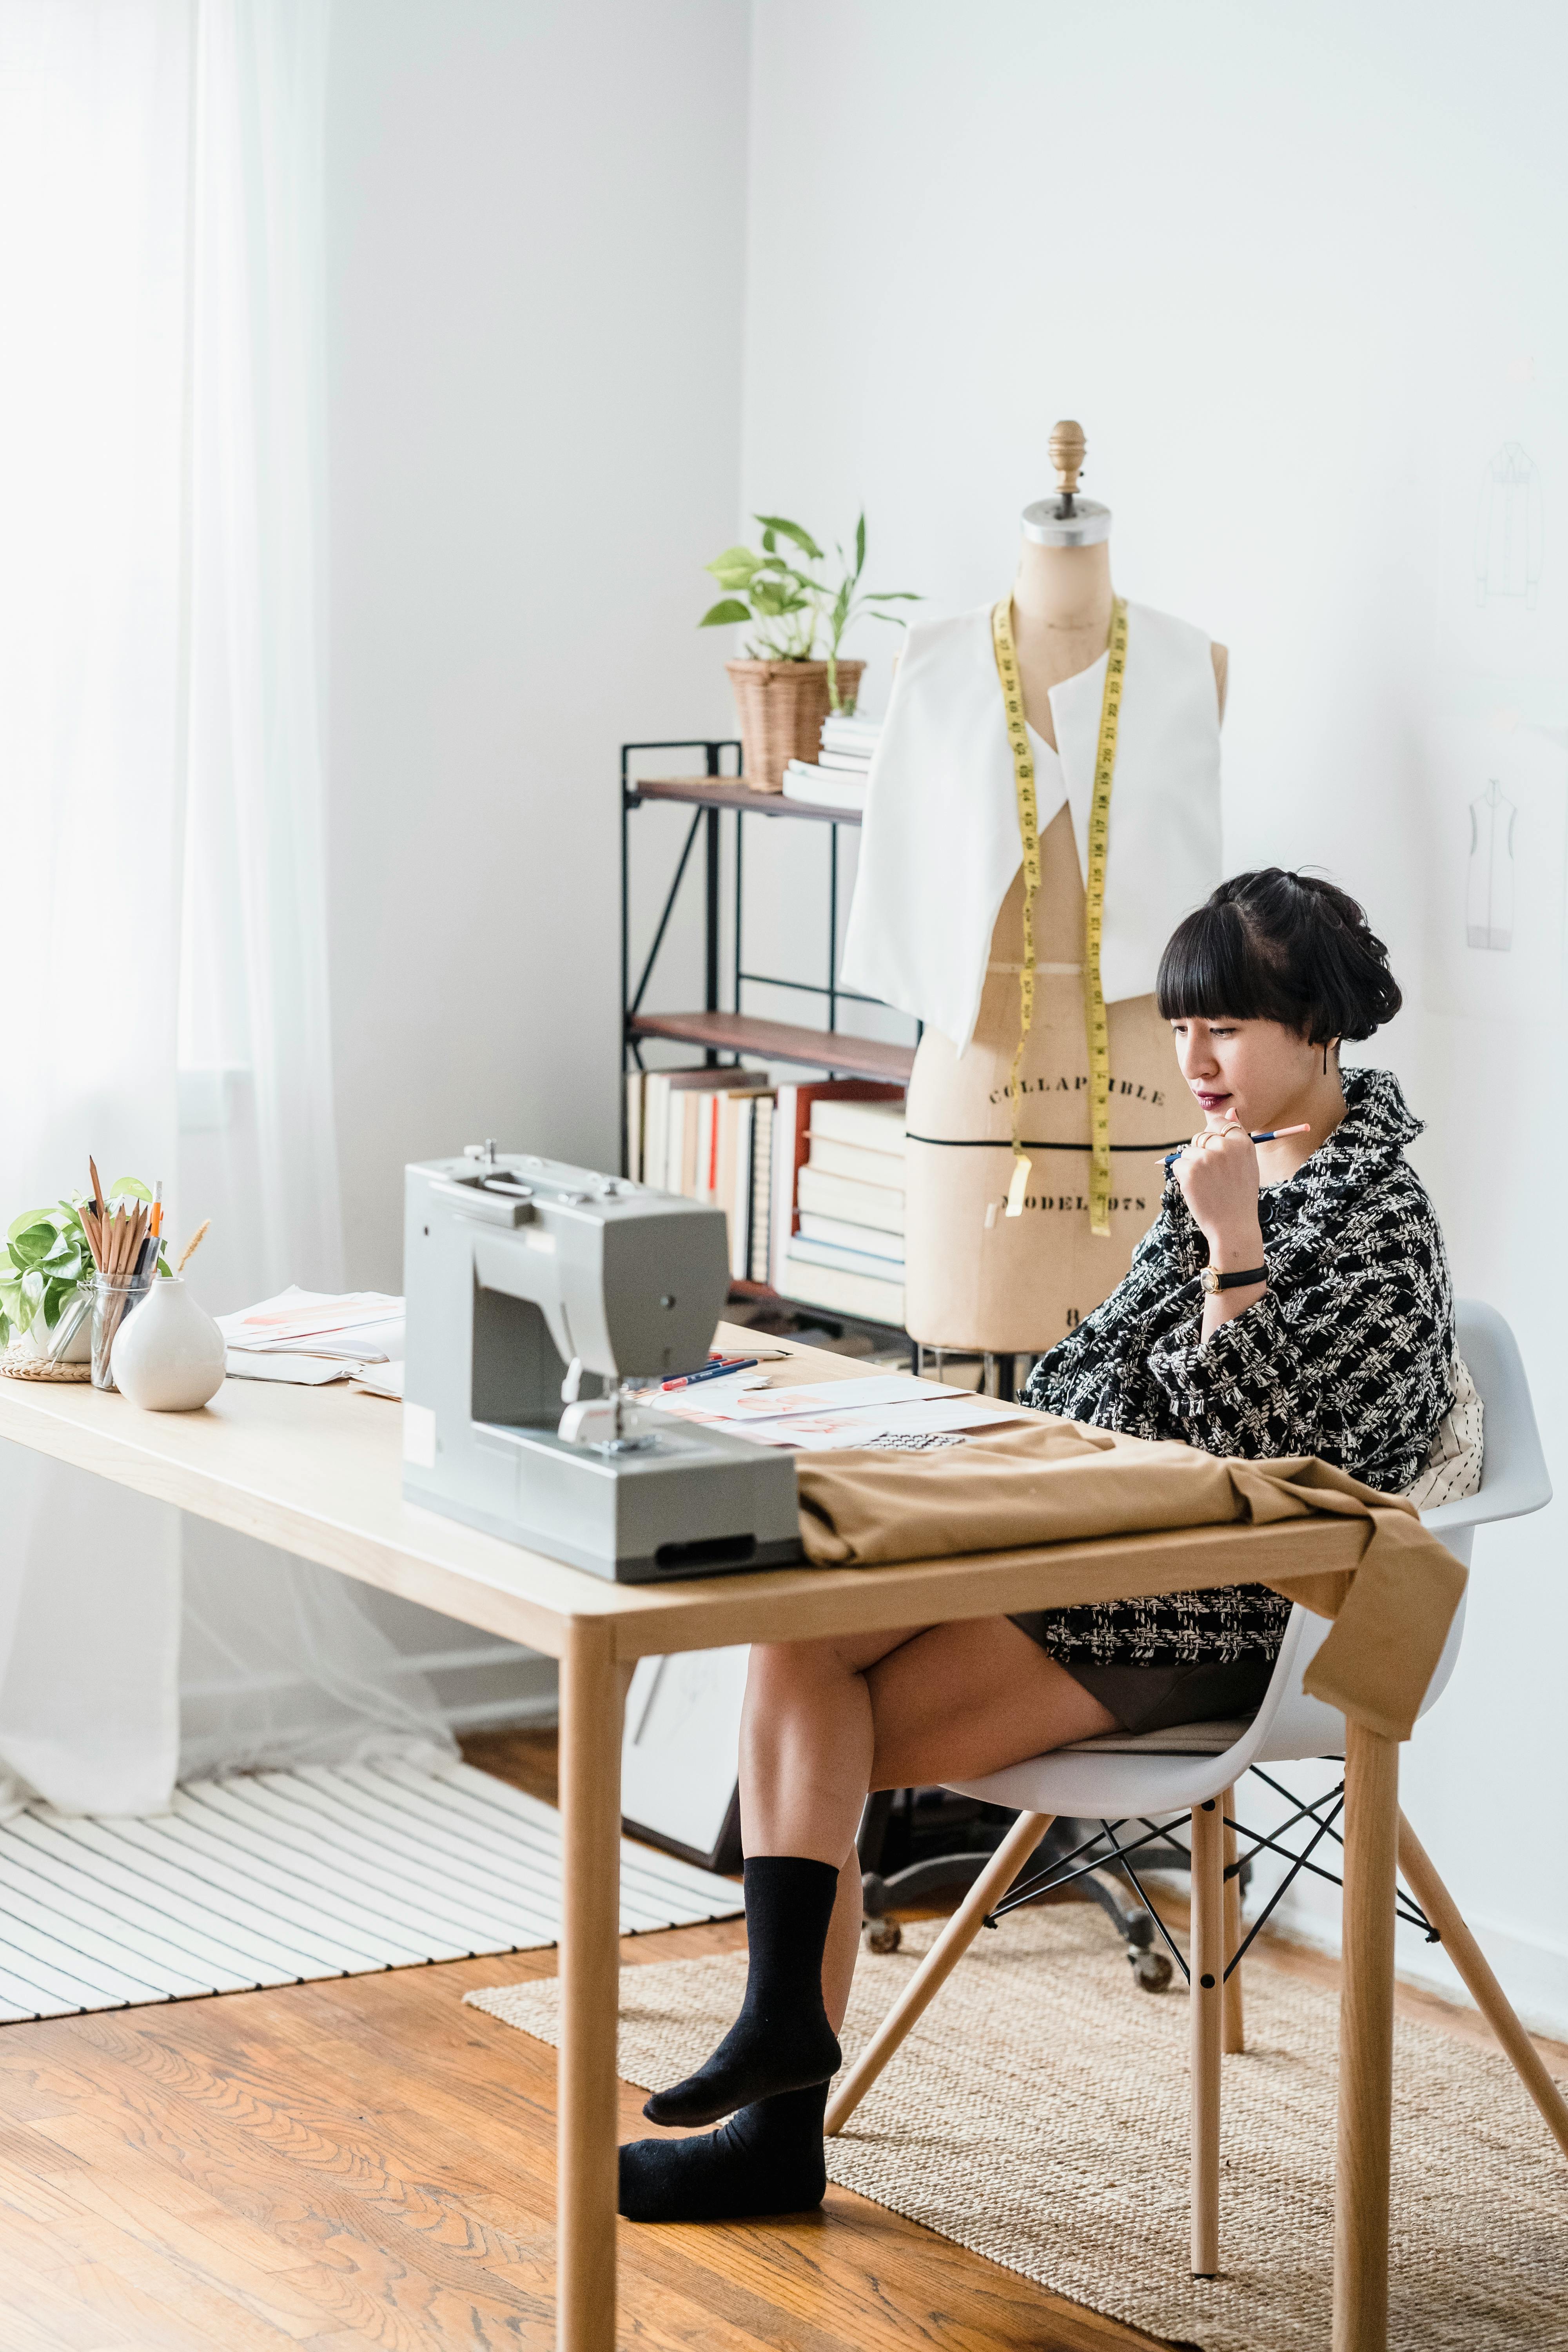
left=1174, top=1120, right=1263, bottom=1257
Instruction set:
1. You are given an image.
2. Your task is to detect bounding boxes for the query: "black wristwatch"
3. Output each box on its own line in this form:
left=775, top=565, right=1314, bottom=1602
left=1201, top=1263, right=1267, bottom=1294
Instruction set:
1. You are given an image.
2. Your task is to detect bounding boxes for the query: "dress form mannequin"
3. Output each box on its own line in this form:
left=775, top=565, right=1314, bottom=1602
left=886, top=423, right=1227, bottom=1363
left=1011, top=423, right=1228, bottom=747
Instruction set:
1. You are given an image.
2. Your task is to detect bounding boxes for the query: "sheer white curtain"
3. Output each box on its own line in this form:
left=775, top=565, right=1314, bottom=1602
left=0, top=0, right=450, bottom=1815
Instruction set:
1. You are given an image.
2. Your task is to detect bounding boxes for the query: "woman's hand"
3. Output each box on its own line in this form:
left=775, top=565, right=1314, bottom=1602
left=1173, top=1121, right=1268, bottom=1342
left=1173, top=1121, right=1263, bottom=1261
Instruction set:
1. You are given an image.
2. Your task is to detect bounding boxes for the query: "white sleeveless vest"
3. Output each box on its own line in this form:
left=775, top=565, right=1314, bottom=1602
left=841, top=599, right=1224, bottom=1053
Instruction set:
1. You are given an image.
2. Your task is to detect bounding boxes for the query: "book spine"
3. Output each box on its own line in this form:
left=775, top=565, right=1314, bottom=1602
left=778, top=1254, right=905, bottom=1326
left=731, top=1098, right=754, bottom=1280
left=771, top=1083, right=799, bottom=1290
left=645, top=1074, right=668, bottom=1196
left=624, top=1070, right=643, bottom=1183
left=750, top=1100, right=774, bottom=1284
left=694, top=1094, right=716, bottom=1203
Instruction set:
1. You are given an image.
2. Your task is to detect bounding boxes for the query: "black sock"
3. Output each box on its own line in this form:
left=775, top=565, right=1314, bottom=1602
left=619, top=2082, right=828, bottom=2222
left=642, top=1855, right=842, bottom=2127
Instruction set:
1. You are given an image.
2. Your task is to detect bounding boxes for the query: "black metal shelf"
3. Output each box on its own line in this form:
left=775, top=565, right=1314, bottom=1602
left=619, top=736, right=913, bottom=1337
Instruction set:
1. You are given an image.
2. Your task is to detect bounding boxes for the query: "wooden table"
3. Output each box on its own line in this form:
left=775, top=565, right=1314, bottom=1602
left=0, top=1335, right=1402, bottom=2352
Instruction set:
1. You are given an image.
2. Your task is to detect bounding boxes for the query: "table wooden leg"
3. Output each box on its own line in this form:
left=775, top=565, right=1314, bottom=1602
left=1334, top=1724, right=1399, bottom=2352
left=557, top=1618, right=624, bottom=2352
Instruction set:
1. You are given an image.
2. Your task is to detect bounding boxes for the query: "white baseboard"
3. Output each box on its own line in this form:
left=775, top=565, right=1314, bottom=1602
left=1269, top=1896, right=1568, bottom=2043
left=180, top=1642, right=559, bottom=1764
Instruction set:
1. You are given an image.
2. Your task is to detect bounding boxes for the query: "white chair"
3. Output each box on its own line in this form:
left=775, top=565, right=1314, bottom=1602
left=826, top=1300, right=1568, bottom=2277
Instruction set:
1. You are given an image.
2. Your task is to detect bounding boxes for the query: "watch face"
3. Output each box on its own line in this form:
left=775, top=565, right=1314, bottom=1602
left=1201, top=1267, right=1218, bottom=1293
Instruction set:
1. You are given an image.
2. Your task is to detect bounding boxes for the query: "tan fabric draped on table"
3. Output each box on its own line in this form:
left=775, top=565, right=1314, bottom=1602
left=794, top=1418, right=1465, bottom=1744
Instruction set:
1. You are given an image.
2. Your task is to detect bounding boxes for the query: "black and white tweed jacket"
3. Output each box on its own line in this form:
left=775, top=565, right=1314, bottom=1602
left=1019, top=1066, right=1457, bottom=1665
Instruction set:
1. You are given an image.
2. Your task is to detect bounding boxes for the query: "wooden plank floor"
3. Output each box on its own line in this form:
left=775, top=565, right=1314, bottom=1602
left=0, top=1730, right=1557, bottom=2351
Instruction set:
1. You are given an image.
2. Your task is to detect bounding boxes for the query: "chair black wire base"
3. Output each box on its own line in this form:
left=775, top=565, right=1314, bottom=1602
left=985, top=1766, right=1438, bottom=1988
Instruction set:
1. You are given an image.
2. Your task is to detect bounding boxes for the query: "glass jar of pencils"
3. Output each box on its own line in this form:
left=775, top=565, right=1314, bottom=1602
left=91, top=1272, right=155, bottom=1391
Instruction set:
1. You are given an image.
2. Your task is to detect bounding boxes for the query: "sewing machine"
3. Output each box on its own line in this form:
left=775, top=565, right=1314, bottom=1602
left=401, top=1144, right=802, bottom=1582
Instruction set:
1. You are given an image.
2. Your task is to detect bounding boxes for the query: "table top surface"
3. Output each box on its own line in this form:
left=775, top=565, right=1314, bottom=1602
left=0, top=1327, right=1361, bottom=1662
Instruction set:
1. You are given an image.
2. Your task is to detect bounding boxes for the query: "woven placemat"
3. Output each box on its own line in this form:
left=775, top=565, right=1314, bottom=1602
left=0, top=1345, right=90, bottom=1383
left=469, top=1904, right=1568, bottom=2352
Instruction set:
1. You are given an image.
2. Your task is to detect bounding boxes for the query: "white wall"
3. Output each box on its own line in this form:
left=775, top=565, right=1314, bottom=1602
left=261, top=0, right=753, bottom=1731
left=740, top=0, right=1568, bottom=2029
left=325, top=0, right=751, bottom=1290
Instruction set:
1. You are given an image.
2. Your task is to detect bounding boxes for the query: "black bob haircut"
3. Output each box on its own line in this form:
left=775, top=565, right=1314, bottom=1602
left=1155, top=869, right=1401, bottom=1047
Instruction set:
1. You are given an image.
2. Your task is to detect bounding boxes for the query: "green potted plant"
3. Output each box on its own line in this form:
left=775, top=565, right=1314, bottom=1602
left=699, top=513, right=919, bottom=790
left=0, top=1180, right=165, bottom=1362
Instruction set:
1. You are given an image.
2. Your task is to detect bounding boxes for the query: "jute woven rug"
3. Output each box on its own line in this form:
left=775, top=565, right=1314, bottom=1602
left=468, top=1903, right=1568, bottom=2352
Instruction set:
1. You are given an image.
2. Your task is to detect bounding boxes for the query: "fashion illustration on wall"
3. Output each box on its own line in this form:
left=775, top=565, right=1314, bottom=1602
left=1466, top=779, right=1517, bottom=951
left=1475, top=442, right=1544, bottom=610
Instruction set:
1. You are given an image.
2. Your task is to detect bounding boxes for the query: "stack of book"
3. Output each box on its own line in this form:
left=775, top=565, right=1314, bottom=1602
left=780, top=1093, right=906, bottom=1325
left=626, top=1069, right=772, bottom=1278
left=782, top=710, right=882, bottom=813
left=625, top=1071, right=907, bottom=1327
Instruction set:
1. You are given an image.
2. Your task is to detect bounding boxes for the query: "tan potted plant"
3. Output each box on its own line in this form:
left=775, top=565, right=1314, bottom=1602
left=699, top=513, right=919, bottom=790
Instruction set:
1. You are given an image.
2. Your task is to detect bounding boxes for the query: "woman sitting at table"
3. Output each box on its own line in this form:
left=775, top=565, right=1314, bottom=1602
left=619, top=868, right=1467, bottom=2225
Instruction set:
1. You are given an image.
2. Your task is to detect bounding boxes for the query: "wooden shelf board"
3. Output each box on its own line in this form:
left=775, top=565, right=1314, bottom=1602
left=629, top=776, right=861, bottom=826
left=629, top=1010, right=913, bottom=1082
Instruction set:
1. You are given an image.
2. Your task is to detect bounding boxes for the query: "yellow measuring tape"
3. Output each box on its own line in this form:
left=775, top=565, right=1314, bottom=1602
left=990, top=593, right=1128, bottom=1236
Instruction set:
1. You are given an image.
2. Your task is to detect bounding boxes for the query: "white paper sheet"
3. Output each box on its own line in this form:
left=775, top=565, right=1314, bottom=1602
left=647, top=1368, right=1024, bottom=1451
left=648, top=1372, right=953, bottom=1426
left=224, top=1350, right=354, bottom=1385
left=216, top=1286, right=405, bottom=1360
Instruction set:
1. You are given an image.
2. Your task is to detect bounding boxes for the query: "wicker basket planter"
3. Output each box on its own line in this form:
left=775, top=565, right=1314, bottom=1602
left=726, top=658, right=864, bottom=792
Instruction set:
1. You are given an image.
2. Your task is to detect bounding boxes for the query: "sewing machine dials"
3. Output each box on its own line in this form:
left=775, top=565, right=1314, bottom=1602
left=401, top=1146, right=802, bottom=1583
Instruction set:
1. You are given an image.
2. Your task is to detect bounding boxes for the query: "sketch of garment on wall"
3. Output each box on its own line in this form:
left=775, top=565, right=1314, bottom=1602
left=1475, top=443, right=1544, bottom=608
left=1466, top=780, right=1517, bottom=950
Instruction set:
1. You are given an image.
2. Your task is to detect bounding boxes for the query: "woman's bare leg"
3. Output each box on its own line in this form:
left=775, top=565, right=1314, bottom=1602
left=743, top=1617, right=1118, bottom=2032
left=619, top=1617, right=1117, bottom=2221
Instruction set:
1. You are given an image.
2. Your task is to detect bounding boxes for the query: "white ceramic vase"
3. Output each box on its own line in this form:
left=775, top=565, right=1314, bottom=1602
left=111, top=1276, right=226, bottom=1410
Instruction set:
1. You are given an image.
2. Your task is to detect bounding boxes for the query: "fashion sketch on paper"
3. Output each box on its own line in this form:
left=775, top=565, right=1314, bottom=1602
left=1475, top=442, right=1544, bottom=609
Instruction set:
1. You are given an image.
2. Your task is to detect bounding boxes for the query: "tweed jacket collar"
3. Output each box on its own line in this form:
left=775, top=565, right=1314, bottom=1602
left=1164, top=1066, right=1420, bottom=1278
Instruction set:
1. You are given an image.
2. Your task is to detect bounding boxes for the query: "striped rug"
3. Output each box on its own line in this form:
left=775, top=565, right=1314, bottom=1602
left=0, top=1757, right=740, bottom=2022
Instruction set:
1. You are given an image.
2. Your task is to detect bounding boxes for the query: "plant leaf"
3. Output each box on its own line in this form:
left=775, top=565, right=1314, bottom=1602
left=750, top=583, right=811, bottom=618
left=862, top=589, right=923, bottom=602
left=9, top=1227, right=56, bottom=1270
left=705, top=546, right=761, bottom=588
left=854, top=511, right=866, bottom=579
left=109, top=1176, right=152, bottom=1201
left=752, top=514, right=824, bottom=562
left=699, top=599, right=752, bottom=628
left=7, top=1208, right=58, bottom=1246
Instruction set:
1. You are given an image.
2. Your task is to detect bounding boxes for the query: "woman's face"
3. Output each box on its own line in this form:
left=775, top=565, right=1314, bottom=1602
left=1169, top=1015, right=1327, bottom=1133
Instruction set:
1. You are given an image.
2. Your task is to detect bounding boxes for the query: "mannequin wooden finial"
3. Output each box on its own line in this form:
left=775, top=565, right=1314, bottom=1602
left=1050, top=419, right=1087, bottom=508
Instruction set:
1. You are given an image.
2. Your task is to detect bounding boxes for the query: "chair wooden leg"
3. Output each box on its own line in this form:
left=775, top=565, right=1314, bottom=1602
left=1397, top=1810, right=1568, bottom=2163
left=1221, top=1787, right=1245, bottom=2056
left=1189, top=1796, right=1224, bottom=2278
left=825, top=1808, right=1053, bottom=2136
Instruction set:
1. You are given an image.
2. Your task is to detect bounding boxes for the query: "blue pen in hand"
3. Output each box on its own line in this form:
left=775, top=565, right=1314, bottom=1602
left=1161, top=1122, right=1310, bottom=1170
